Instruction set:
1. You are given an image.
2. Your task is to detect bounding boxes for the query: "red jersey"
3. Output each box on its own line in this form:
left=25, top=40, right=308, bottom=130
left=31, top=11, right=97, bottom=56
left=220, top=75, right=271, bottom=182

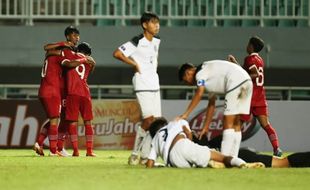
left=65, top=52, right=92, bottom=97
left=243, top=53, right=267, bottom=107
left=38, top=55, right=64, bottom=98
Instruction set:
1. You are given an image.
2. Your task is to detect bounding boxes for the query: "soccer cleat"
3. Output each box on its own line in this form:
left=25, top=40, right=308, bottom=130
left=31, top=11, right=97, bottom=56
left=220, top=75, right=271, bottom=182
left=86, top=152, right=97, bottom=157
left=128, top=154, right=139, bottom=165
left=208, top=160, right=226, bottom=169
left=33, top=142, right=44, bottom=156
left=72, top=151, right=80, bottom=157
left=59, top=148, right=70, bottom=157
left=240, top=162, right=265, bottom=169
left=273, top=148, right=283, bottom=157
left=48, top=151, right=64, bottom=157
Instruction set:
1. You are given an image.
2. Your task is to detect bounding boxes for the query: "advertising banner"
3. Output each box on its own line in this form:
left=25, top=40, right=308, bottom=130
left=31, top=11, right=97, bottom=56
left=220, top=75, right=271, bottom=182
left=1, top=99, right=310, bottom=151
left=0, top=100, right=141, bottom=149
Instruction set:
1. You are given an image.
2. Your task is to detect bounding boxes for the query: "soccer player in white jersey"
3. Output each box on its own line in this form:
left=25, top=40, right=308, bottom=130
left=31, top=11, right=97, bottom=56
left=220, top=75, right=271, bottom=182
left=146, top=117, right=264, bottom=168
left=176, top=61, right=253, bottom=157
left=113, top=12, right=161, bottom=165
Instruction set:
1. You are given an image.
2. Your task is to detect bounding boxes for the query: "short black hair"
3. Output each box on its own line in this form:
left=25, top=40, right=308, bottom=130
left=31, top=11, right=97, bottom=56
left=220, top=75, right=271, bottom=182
left=64, top=25, right=80, bottom=36
left=77, top=42, right=92, bottom=55
left=140, top=12, right=159, bottom=29
left=149, top=117, right=168, bottom=138
left=249, top=36, right=264, bottom=53
left=178, top=62, right=195, bottom=81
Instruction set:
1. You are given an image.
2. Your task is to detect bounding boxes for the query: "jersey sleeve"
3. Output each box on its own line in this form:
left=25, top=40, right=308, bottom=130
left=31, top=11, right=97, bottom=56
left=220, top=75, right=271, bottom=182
left=148, top=139, right=158, bottom=161
left=243, top=56, right=255, bottom=72
left=60, top=49, right=77, bottom=65
left=118, top=41, right=137, bottom=57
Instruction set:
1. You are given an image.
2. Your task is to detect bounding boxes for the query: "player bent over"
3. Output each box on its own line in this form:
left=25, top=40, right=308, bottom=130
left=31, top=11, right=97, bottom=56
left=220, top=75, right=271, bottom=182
left=238, top=147, right=310, bottom=168
left=146, top=118, right=264, bottom=169
left=177, top=61, right=252, bottom=157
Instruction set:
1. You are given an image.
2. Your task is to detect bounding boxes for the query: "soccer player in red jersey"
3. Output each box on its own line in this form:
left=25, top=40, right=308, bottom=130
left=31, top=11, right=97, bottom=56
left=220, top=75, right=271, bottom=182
left=228, top=36, right=282, bottom=157
left=64, top=42, right=96, bottom=157
left=35, top=26, right=81, bottom=156
left=38, top=49, right=84, bottom=156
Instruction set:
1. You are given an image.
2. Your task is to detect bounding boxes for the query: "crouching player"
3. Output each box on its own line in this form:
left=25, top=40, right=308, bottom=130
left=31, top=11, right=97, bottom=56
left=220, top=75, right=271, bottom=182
left=146, top=118, right=265, bottom=169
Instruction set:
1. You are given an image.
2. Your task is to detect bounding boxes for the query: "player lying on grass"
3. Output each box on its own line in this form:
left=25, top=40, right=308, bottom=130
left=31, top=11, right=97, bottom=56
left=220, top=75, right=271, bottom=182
left=238, top=147, right=310, bottom=168
left=146, top=117, right=265, bottom=169
left=192, top=134, right=310, bottom=168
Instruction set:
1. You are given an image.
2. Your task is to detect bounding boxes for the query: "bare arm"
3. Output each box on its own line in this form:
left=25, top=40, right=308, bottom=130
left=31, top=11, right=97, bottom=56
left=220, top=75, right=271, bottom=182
left=178, top=86, right=205, bottom=120
left=86, top=56, right=96, bottom=72
left=199, top=94, right=216, bottom=140
left=113, top=49, right=140, bottom=73
left=227, top=54, right=240, bottom=65
left=44, top=41, right=73, bottom=51
left=62, top=60, right=83, bottom=68
left=249, top=65, right=259, bottom=79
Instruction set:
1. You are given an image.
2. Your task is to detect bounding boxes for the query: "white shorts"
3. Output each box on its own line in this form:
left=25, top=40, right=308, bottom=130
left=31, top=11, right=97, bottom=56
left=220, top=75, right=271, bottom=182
left=224, top=80, right=253, bottom=115
left=169, top=138, right=211, bottom=168
left=136, top=91, right=162, bottom=119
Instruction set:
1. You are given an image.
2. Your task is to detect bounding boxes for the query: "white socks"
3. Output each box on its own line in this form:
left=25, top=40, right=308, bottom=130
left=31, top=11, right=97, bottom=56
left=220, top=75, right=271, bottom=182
left=221, top=129, right=235, bottom=156
left=231, top=131, right=242, bottom=157
left=221, top=129, right=242, bottom=157
left=230, top=157, right=246, bottom=167
left=131, top=126, right=147, bottom=156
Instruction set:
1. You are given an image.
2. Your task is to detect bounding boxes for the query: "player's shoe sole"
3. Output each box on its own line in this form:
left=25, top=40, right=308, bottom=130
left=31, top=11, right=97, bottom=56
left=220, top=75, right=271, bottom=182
left=240, top=162, right=265, bottom=169
left=33, top=142, right=44, bottom=156
left=208, top=160, right=226, bottom=169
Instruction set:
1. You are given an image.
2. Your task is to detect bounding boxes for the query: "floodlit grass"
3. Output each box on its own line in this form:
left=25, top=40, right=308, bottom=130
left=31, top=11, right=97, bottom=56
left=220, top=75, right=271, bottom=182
left=0, top=149, right=309, bottom=190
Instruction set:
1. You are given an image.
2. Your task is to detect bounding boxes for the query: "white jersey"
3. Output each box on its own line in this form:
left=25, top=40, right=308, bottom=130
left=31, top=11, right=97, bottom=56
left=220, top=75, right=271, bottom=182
left=195, top=60, right=251, bottom=94
left=118, top=34, right=160, bottom=91
left=148, top=119, right=190, bottom=165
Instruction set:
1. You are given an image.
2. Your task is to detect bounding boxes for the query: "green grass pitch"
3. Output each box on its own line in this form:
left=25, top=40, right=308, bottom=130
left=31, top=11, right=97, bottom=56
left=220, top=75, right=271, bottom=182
left=0, top=149, right=309, bottom=190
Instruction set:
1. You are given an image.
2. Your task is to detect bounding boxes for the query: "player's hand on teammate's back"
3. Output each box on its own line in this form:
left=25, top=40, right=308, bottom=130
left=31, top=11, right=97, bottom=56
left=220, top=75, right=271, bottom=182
left=86, top=56, right=96, bottom=67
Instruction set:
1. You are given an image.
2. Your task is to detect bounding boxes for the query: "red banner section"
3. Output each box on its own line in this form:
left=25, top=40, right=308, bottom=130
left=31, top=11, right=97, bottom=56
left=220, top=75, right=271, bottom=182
left=0, top=100, right=141, bottom=149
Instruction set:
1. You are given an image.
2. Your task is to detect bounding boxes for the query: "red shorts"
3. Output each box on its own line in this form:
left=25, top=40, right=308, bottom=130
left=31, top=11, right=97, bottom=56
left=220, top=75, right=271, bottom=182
left=65, top=95, right=93, bottom=121
left=240, top=106, right=268, bottom=122
left=39, top=96, right=61, bottom=118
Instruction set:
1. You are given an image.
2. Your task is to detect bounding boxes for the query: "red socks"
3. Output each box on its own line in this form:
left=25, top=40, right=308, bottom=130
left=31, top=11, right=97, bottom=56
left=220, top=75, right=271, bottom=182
left=263, top=124, right=280, bottom=151
left=47, top=124, right=58, bottom=153
left=57, top=121, right=68, bottom=151
left=37, top=122, right=49, bottom=146
left=69, top=123, right=79, bottom=156
left=85, top=124, right=94, bottom=155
